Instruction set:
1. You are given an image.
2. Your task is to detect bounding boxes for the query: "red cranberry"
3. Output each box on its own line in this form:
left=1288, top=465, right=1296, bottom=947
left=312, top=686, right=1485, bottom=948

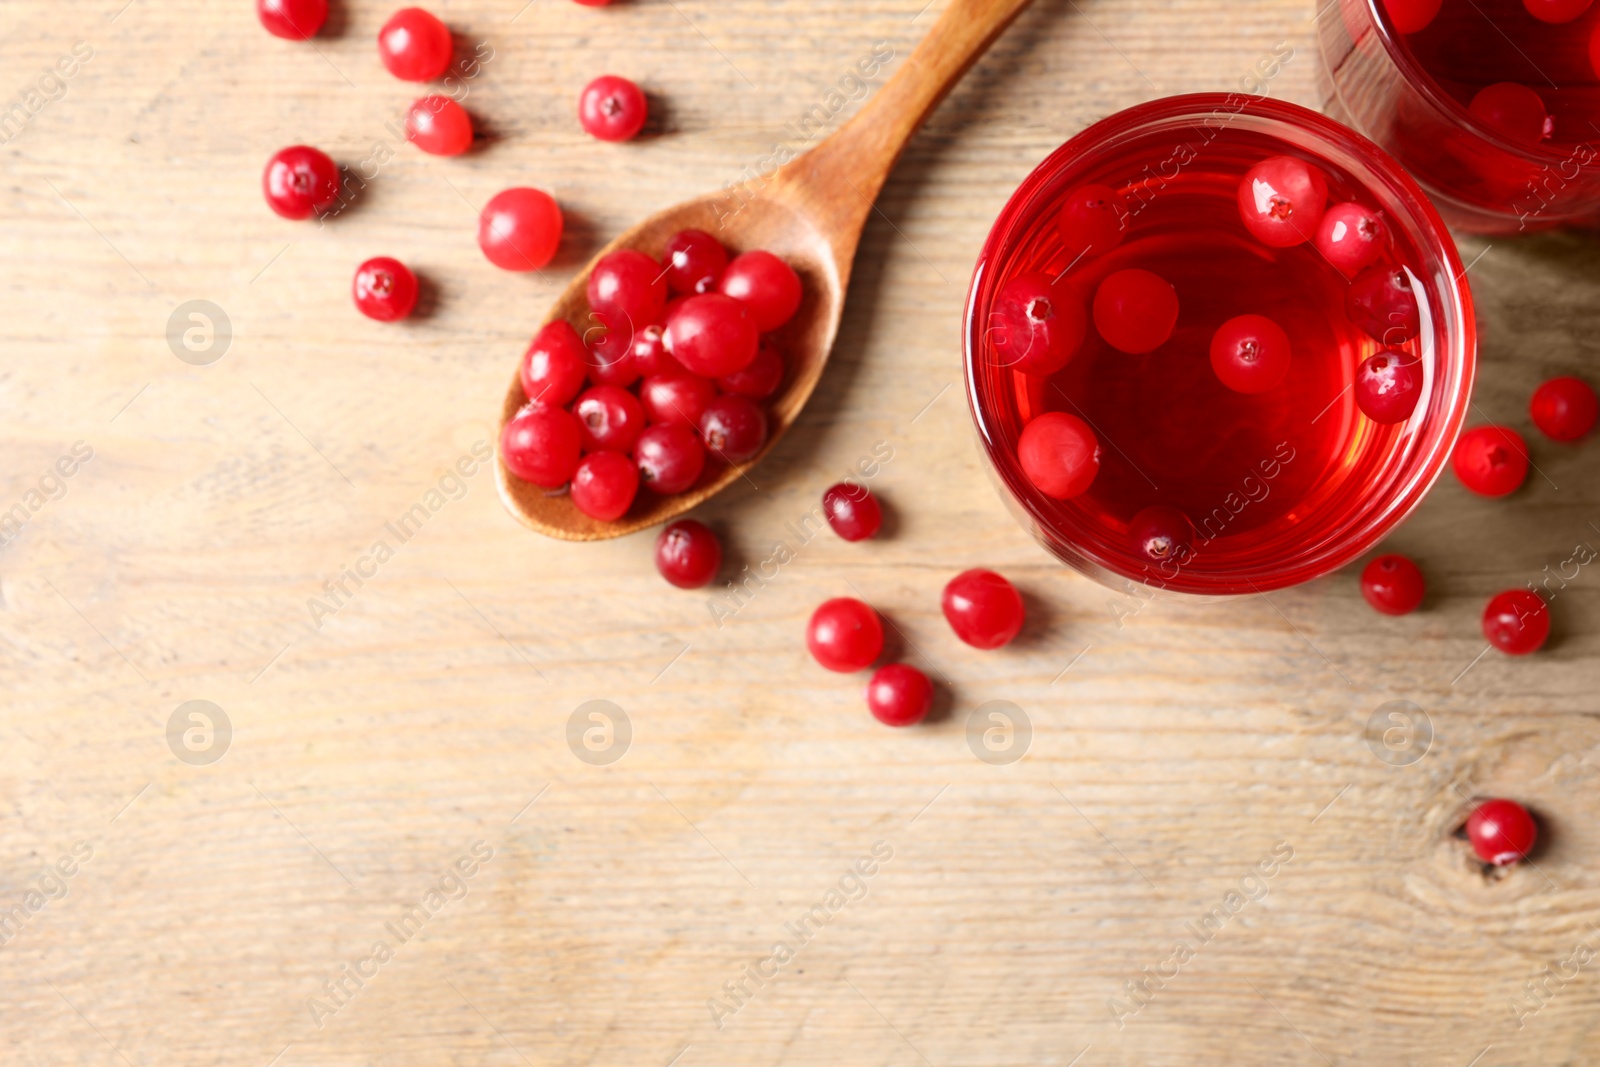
left=718, top=251, right=802, bottom=333
left=1056, top=183, right=1127, bottom=263
left=806, top=598, right=884, bottom=672
left=718, top=343, right=784, bottom=399
left=570, top=451, right=638, bottom=521
left=1346, top=265, right=1420, bottom=345
left=1469, top=83, right=1550, bottom=145
left=1315, top=202, right=1387, bottom=276
left=352, top=256, right=419, bottom=322
left=1237, top=155, right=1328, bottom=248
left=1209, top=314, right=1291, bottom=394
left=1093, top=269, right=1178, bottom=354
left=630, top=324, right=682, bottom=378
left=1382, top=0, right=1441, bottom=32
left=405, top=95, right=473, bottom=156
left=578, top=75, right=648, bottom=142
left=377, top=7, right=453, bottom=82
left=479, top=188, right=563, bottom=272
left=634, top=424, right=706, bottom=494
left=1530, top=376, right=1598, bottom=442
left=573, top=385, right=645, bottom=453
left=865, top=664, right=933, bottom=727
left=822, top=483, right=882, bottom=542
left=698, top=394, right=768, bottom=464
left=639, top=373, right=716, bottom=430
left=1453, top=425, right=1529, bottom=497
left=991, top=271, right=1085, bottom=376
left=1524, top=0, right=1592, bottom=20
left=942, top=569, right=1024, bottom=650
left=1017, top=411, right=1100, bottom=500
left=655, top=520, right=721, bottom=588
left=1355, top=348, right=1424, bottom=424
left=501, top=404, right=581, bottom=488
left=663, top=229, right=729, bottom=295
left=1360, top=554, right=1424, bottom=615
left=521, top=321, right=589, bottom=407
left=1592, top=21, right=1600, bottom=78
left=258, top=0, right=327, bottom=39
left=262, top=145, right=340, bottom=220
left=1128, top=505, right=1194, bottom=566
left=665, top=293, right=759, bottom=377
left=1483, top=589, right=1550, bottom=655
left=1466, top=798, right=1538, bottom=865
left=583, top=313, right=642, bottom=388
left=587, top=249, right=667, bottom=328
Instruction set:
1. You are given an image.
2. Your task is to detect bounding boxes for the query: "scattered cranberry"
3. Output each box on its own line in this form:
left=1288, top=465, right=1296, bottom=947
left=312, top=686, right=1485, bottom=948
left=479, top=187, right=563, bottom=272
left=405, top=95, right=473, bottom=156
left=639, top=373, right=716, bottom=430
left=990, top=271, right=1085, bottom=376
left=865, top=664, right=933, bottom=726
left=807, top=597, right=884, bottom=672
left=1315, top=202, right=1386, bottom=276
left=352, top=256, right=419, bottom=322
left=501, top=404, right=581, bottom=488
left=1209, top=314, right=1292, bottom=394
left=698, top=394, right=767, bottom=464
left=1018, top=411, right=1100, bottom=499
left=377, top=7, right=453, bottom=82
left=588, top=249, right=668, bottom=329
left=258, top=0, right=327, bottom=39
left=1129, top=505, right=1194, bottom=566
left=573, top=385, right=645, bottom=453
left=578, top=75, right=648, bottom=142
left=665, top=293, right=759, bottom=377
left=1524, top=0, right=1592, bottom=20
left=822, top=483, right=882, bottom=542
left=1483, top=589, right=1550, bottom=655
left=1346, top=265, right=1420, bottom=345
left=1530, top=376, right=1597, bottom=442
left=630, top=324, right=681, bottom=378
left=1466, top=798, right=1539, bottom=865
left=1056, top=183, right=1127, bottom=264
left=634, top=424, right=706, bottom=494
left=1237, top=155, right=1328, bottom=248
left=521, top=321, right=589, bottom=407
left=942, top=569, right=1025, bottom=650
left=719, top=251, right=802, bottom=333
left=718, top=343, right=784, bottom=399
left=655, top=520, right=721, bottom=588
left=1354, top=348, right=1424, bottom=424
left=1382, top=0, right=1441, bottom=32
left=663, top=229, right=729, bottom=295
left=1360, top=554, right=1425, bottom=615
left=1469, top=82, right=1550, bottom=145
left=1093, top=268, right=1178, bottom=354
left=262, top=145, right=340, bottom=220
left=1453, top=425, right=1529, bottom=497
left=570, top=450, right=638, bottom=521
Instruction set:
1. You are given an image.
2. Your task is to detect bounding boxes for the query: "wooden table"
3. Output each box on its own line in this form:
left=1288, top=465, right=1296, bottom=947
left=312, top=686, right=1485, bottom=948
left=3, top=0, right=1598, bottom=1063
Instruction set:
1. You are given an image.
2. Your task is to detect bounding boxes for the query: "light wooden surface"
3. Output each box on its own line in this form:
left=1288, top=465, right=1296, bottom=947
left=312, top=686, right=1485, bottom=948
left=2, top=1, right=1598, bottom=1065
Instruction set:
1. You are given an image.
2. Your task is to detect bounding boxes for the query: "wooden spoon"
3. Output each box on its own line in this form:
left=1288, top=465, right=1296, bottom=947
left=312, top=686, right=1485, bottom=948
left=496, top=0, right=1037, bottom=540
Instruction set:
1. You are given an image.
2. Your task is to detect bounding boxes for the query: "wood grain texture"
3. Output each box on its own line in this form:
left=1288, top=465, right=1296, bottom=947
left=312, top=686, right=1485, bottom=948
left=0, top=1, right=1597, bottom=1065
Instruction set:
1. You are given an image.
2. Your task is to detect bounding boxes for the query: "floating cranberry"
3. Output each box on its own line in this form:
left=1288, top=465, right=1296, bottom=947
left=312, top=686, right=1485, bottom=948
left=1382, top=0, right=1441, bottom=32
left=866, top=664, right=933, bottom=726
left=588, top=249, right=668, bottom=328
left=1056, top=183, right=1127, bottom=264
left=405, top=95, right=473, bottom=156
left=655, top=520, right=721, bottom=588
left=807, top=598, right=884, bottom=672
left=1355, top=348, right=1424, bottom=424
left=942, top=569, right=1024, bottom=650
left=521, top=321, right=589, bottom=407
left=1315, top=202, right=1386, bottom=276
left=1483, top=589, right=1550, bottom=655
left=1346, top=265, right=1420, bottom=345
left=698, top=394, right=767, bottom=464
left=262, top=145, right=340, bottom=220
left=352, top=256, right=419, bottom=322
left=1209, top=314, right=1291, bottom=394
left=583, top=315, right=643, bottom=388
left=1466, top=798, right=1538, bottom=865
left=1360, top=554, right=1424, bottom=615
left=1093, top=269, right=1178, bottom=354
left=665, top=293, right=759, bottom=377
left=377, top=7, right=453, bottom=82
left=719, top=251, right=802, bottom=333
left=478, top=187, right=563, bottom=272
left=570, top=451, right=638, bottom=521
left=258, top=0, right=327, bottom=39
left=1129, top=505, right=1194, bottom=566
left=634, top=424, right=706, bottom=494
left=1453, top=425, right=1529, bottom=497
left=578, top=75, right=648, bottom=142
left=822, top=483, right=882, bottom=542
left=718, top=343, right=783, bottom=399
left=1018, top=411, right=1100, bottom=500
left=639, top=373, right=716, bottom=430
left=630, top=324, right=681, bottom=378
left=501, top=404, right=581, bottom=488
left=573, top=385, right=645, bottom=453
left=991, top=271, right=1085, bottom=376
left=1237, top=155, right=1328, bottom=248
left=1469, top=83, right=1551, bottom=145
left=1530, top=376, right=1597, bottom=442
left=663, top=229, right=729, bottom=295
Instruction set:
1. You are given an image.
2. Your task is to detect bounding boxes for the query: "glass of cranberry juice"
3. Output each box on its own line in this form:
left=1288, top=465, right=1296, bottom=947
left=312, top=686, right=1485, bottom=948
left=964, top=94, right=1475, bottom=596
